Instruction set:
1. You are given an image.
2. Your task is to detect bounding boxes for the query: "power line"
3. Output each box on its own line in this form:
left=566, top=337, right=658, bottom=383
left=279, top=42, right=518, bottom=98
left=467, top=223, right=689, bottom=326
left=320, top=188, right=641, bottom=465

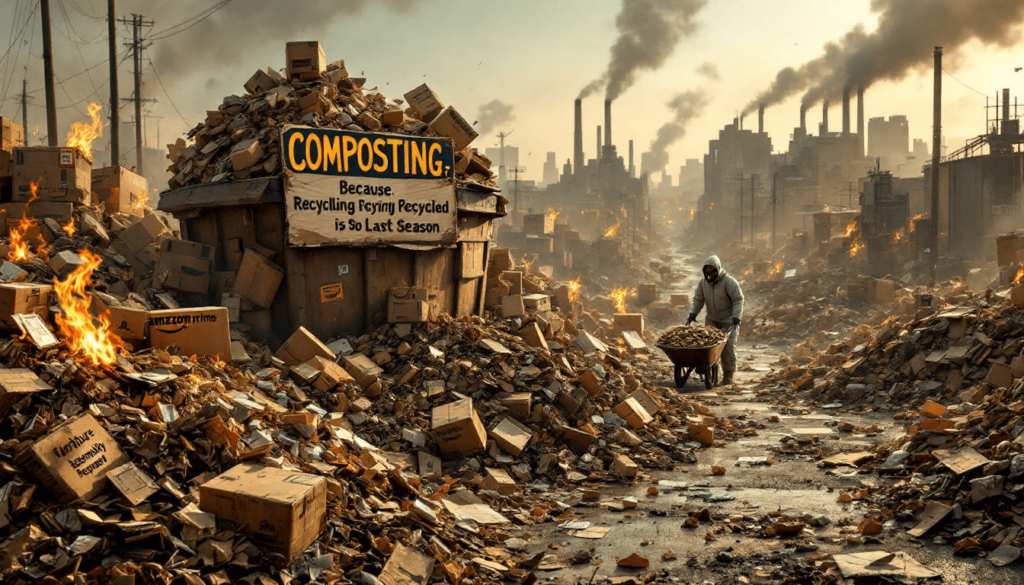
left=147, top=57, right=193, bottom=126
left=54, top=0, right=105, bottom=44
left=942, top=67, right=986, bottom=98
left=0, top=1, right=36, bottom=68
left=149, top=0, right=233, bottom=40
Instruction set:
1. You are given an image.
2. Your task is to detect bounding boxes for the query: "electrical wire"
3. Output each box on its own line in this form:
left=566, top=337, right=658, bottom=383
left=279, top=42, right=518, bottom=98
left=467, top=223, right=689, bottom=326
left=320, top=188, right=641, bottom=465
left=146, top=57, right=193, bottom=126
left=148, top=0, right=234, bottom=41
left=64, top=0, right=105, bottom=21
left=54, top=0, right=106, bottom=45
left=942, top=67, right=986, bottom=98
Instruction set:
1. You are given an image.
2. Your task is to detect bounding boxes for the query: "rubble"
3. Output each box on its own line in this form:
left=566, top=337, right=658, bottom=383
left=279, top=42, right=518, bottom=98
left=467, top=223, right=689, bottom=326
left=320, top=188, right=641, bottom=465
left=657, top=324, right=726, bottom=348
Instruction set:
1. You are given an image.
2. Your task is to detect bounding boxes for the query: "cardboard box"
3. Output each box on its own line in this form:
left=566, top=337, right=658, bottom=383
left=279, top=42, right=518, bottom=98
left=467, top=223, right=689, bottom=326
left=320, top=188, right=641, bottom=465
left=431, top=398, right=487, bottom=456
left=610, top=454, right=640, bottom=478
left=500, top=294, right=525, bottom=318
left=0, top=282, right=52, bottom=328
left=501, top=392, right=532, bottom=420
left=0, top=117, right=25, bottom=175
left=117, top=213, right=168, bottom=254
left=200, top=463, right=327, bottom=560
left=91, top=294, right=147, bottom=342
left=286, top=41, right=326, bottom=80
left=518, top=321, right=549, bottom=350
left=403, top=83, right=445, bottom=123
left=613, top=397, right=654, bottom=429
left=638, top=283, right=658, bottom=304
left=148, top=307, right=232, bottom=358
left=230, top=138, right=265, bottom=172
left=275, top=326, right=334, bottom=365
left=0, top=367, right=51, bottom=419
left=154, top=239, right=214, bottom=294
left=13, top=147, right=92, bottom=204
left=523, top=294, right=551, bottom=313
left=427, top=106, right=478, bottom=151
left=489, top=416, right=532, bottom=456
left=49, top=250, right=87, bottom=279
left=670, top=293, right=690, bottom=306
left=523, top=213, right=555, bottom=235
left=307, top=355, right=355, bottom=392
left=244, top=66, right=285, bottom=95
left=340, top=353, right=382, bottom=384
left=379, top=543, right=435, bottom=585
left=613, top=313, right=645, bottom=336
left=234, top=250, right=284, bottom=309
left=481, top=467, right=517, bottom=495
left=91, top=165, right=148, bottom=217
left=14, top=412, right=130, bottom=503
left=388, top=286, right=431, bottom=323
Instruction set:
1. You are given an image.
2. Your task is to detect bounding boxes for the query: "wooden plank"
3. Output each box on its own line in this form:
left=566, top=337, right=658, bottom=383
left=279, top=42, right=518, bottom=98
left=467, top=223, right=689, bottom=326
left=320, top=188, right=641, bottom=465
left=364, top=248, right=415, bottom=327
left=415, top=249, right=454, bottom=318
left=458, top=242, right=486, bottom=278
left=291, top=247, right=366, bottom=338
left=457, top=214, right=493, bottom=242
left=476, top=242, right=491, bottom=317
left=456, top=278, right=481, bottom=317
left=283, top=246, right=310, bottom=342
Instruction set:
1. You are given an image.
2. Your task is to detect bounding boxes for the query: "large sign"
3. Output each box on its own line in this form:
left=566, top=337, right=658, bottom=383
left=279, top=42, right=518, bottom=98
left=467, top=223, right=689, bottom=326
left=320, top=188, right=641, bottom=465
left=281, top=125, right=457, bottom=247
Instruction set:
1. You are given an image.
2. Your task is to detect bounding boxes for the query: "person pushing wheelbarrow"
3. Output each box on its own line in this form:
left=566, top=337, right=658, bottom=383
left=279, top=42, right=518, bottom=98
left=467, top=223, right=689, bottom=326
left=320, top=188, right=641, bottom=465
left=687, top=255, right=744, bottom=386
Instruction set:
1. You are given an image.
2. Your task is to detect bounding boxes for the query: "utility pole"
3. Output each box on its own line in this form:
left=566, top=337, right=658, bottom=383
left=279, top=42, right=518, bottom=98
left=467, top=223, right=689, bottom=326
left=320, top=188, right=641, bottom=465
left=510, top=166, right=525, bottom=222
left=930, top=46, right=942, bottom=285
left=108, top=0, right=120, bottom=167
left=21, top=80, right=28, bottom=138
left=751, top=174, right=757, bottom=246
left=496, top=130, right=513, bottom=192
left=40, top=0, right=58, bottom=146
left=121, top=14, right=154, bottom=175
left=738, top=174, right=744, bottom=245
left=771, top=172, right=778, bottom=251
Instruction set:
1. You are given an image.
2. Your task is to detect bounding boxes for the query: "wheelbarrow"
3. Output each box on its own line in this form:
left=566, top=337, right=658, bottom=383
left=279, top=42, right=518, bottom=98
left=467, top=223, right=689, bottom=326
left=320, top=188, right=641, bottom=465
left=656, top=335, right=729, bottom=389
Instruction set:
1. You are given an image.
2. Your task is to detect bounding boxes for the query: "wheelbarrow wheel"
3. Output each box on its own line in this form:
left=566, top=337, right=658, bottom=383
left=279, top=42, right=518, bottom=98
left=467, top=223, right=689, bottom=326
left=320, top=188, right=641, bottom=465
left=706, top=363, right=720, bottom=388
left=674, top=365, right=692, bottom=388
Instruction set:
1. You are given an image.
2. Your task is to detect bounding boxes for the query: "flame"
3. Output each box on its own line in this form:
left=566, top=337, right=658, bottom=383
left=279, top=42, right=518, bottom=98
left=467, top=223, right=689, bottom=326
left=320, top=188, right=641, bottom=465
left=909, top=213, right=923, bottom=233
left=53, top=249, right=122, bottom=367
left=609, top=286, right=637, bottom=313
left=690, top=207, right=696, bottom=220
left=850, top=238, right=866, bottom=258
left=892, top=229, right=904, bottom=244
left=603, top=219, right=622, bottom=238
left=567, top=277, right=582, bottom=304
left=768, top=261, right=784, bottom=276
left=1014, top=264, right=1024, bottom=285
left=65, top=102, right=104, bottom=161
left=521, top=256, right=533, bottom=273
left=62, top=220, right=76, bottom=237
left=620, top=205, right=628, bottom=219
left=7, top=182, right=39, bottom=262
left=547, top=207, right=561, bottom=222
left=34, top=233, right=50, bottom=262
left=843, top=222, right=858, bottom=237
left=134, top=189, right=150, bottom=211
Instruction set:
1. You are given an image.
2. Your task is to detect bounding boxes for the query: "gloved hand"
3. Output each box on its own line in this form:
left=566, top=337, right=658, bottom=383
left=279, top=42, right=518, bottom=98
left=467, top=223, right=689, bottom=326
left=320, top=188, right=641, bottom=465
left=732, top=317, right=740, bottom=326
left=686, top=313, right=697, bottom=325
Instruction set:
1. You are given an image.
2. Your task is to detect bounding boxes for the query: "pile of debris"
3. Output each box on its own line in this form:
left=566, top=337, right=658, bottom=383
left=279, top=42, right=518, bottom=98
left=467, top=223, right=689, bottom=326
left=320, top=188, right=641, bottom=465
left=0, top=234, right=743, bottom=581
left=166, top=41, right=495, bottom=190
left=657, top=325, right=726, bottom=348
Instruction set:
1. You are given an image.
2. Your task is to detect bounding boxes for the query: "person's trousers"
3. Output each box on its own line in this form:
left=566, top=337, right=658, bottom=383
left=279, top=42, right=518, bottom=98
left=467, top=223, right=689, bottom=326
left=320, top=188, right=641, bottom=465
left=706, top=319, right=739, bottom=373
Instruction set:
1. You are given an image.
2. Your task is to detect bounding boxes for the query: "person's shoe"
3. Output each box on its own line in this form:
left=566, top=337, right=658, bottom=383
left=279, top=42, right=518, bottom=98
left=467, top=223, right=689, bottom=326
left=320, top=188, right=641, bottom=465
left=721, top=371, right=734, bottom=385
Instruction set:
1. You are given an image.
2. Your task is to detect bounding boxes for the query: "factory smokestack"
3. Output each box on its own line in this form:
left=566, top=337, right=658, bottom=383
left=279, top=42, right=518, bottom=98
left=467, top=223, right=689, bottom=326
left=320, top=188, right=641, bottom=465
left=596, top=126, right=602, bottom=161
left=1003, top=88, right=1010, bottom=122
left=821, top=100, right=829, bottom=134
left=604, top=99, right=612, bottom=158
left=800, top=105, right=806, bottom=132
left=842, top=88, right=851, bottom=134
left=857, top=87, right=864, bottom=157
left=574, top=98, right=583, bottom=176
left=629, top=139, right=634, bottom=176
left=758, top=104, right=764, bottom=134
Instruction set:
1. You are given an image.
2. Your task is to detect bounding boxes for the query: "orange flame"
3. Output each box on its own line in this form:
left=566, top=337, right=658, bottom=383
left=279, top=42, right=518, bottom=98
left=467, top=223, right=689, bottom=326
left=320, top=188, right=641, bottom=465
left=909, top=213, right=923, bottom=233
left=892, top=229, right=904, bottom=244
left=850, top=238, right=866, bottom=258
left=54, top=250, right=122, bottom=367
left=843, top=222, right=858, bottom=237
left=1014, top=264, right=1024, bottom=285
left=65, top=102, right=104, bottom=161
left=609, top=286, right=637, bottom=313
left=7, top=182, right=39, bottom=262
left=768, top=261, right=784, bottom=276
left=690, top=207, right=696, bottom=220
left=547, top=207, right=561, bottom=222
left=603, top=219, right=622, bottom=238
left=567, top=277, right=582, bottom=304
left=620, top=205, right=628, bottom=219
left=62, top=220, right=76, bottom=237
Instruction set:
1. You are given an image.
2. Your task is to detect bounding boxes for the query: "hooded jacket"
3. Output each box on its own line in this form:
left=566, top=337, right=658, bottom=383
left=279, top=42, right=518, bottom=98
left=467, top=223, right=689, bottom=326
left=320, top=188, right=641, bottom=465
left=690, top=255, right=744, bottom=323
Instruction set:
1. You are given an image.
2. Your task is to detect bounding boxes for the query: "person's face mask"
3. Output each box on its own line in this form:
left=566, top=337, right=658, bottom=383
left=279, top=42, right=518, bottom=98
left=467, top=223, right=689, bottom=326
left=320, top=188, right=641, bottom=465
left=704, top=267, right=718, bottom=282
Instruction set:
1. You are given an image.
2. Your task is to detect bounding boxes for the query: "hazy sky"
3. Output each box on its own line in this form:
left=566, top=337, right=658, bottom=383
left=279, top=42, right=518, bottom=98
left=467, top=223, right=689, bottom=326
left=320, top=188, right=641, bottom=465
left=2, top=0, right=1023, bottom=183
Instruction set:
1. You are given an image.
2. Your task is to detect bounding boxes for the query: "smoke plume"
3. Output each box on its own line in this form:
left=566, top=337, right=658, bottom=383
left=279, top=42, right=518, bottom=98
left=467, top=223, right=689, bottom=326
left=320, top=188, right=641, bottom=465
left=475, top=99, right=516, bottom=135
left=696, top=62, right=719, bottom=80
left=648, top=89, right=707, bottom=173
left=748, top=0, right=1024, bottom=114
left=579, top=0, right=707, bottom=101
